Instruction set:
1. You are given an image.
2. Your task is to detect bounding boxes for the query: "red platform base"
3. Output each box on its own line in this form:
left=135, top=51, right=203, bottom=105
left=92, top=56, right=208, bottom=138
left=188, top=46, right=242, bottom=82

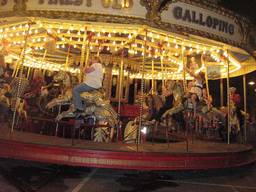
left=0, top=126, right=255, bottom=170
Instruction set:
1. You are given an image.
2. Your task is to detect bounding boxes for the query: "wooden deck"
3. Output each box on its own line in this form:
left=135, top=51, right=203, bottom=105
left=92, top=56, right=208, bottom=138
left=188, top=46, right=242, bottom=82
left=0, top=123, right=255, bottom=170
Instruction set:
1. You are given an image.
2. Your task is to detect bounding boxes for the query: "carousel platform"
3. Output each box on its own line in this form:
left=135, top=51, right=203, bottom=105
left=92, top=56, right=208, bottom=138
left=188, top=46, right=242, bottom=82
left=0, top=123, right=255, bottom=171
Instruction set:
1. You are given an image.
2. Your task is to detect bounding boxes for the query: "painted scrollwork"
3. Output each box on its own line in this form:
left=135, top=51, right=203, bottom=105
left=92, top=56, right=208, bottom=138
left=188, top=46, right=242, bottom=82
left=235, top=16, right=252, bottom=46
left=140, top=0, right=177, bottom=23
left=13, top=0, right=27, bottom=11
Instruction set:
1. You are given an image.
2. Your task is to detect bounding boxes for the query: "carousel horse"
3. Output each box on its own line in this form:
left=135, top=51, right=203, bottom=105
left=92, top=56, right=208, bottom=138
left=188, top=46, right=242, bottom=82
left=124, top=94, right=156, bottom=143
left=38, top=71, right=78, bottom=116
left=45, top=72, right=118, bottom=142
left=124, top=80, right=227, bottom=143
left=0, top=77, right=28, bottom=120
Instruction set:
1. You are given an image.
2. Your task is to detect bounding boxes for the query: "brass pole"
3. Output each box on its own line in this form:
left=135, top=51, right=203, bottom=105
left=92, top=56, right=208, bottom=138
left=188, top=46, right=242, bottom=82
left=151, top=59, right=155, bottom=94
left=182, top=45, right=187, bottom=92
left=220, top=78, right=224, bottom=106
left=11, top=23, right=31, bottom=133
left=137, top=29, right=147, bottom=151
left=79, top=26, right=88, bottom=83
left=65, top=44, right=71, bottom=69
left=201, top=55, right=209, bottom=98
left=160, top=55, right=164, bottom=85
left=42, top=49, right=48, bottom=75
left=227, top=50, right=231, bottom=144
left=118, top=49, right=124, bottom=116
left=243, top=75, right=247, bottom=143
left=117, top=49, right=124, bottom=142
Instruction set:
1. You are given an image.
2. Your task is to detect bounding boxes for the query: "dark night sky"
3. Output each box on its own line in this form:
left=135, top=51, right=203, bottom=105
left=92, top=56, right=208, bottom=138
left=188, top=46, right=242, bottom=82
left=219, top=0, right=256, bottom=24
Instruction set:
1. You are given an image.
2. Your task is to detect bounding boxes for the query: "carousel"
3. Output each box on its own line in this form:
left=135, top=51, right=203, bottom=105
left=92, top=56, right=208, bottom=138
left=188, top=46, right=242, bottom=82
left=0, top=0, right=255, bottom=170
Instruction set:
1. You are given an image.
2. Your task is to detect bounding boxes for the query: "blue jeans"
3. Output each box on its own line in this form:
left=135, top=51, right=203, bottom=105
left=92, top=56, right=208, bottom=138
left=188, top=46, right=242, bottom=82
left=73, top=83, right=95, bottom=110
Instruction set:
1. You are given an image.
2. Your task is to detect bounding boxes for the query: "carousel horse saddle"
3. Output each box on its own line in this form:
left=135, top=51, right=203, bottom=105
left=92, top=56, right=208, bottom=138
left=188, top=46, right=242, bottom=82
left=80, top=89, right=106, bottom=106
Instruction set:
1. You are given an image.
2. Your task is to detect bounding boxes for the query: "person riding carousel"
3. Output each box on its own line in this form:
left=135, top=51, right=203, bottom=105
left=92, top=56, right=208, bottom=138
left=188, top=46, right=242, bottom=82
left=186, top=63, right=205, bottom=103
left=73, top=56, right=103, bottom=114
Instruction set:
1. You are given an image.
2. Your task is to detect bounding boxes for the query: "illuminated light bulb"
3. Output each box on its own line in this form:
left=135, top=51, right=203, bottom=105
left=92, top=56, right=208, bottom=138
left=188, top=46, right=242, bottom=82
left=175, top=44, right=179, bottom=49
left=32, top=39, right=36, bottom=43
left=165, top=36, right=168, bottom=41
left=134, top=30, right=137, bottom=35
left=22, top=31, right=25, bottom=35
left=74, top=44, right=77, bottom=48
left=3, top=34, right=7, bottom=38
left=0, top=29, right=3, bottom=33
left=155, top=49, right=158, bottom=53
left=9, top=33, right=13, bottom=37
left=40, top=47, right=44, bottom=50
left=56, top=44, right=60, bottom=49
left=77, top=31, right=81, bottom=35
left=151, top=38, right=154, bottom=42
left=78, top=38, right=81, bottom=42
left=35, top=29, right=38, bottom=34
left=149, top=32, right=153, bottom=37
left=29, top=30, right=32, bottom=34
left=189, top=48, right=193, bottom=52
left=67, top=30, right=70, bottom=34
left=173, top=39, right=177, bottom=43
left=115, top=47, right=118, bottom=51
left=148, top=53, right=151, bottom=57
left=135, top=50, right=138, bottom=54
left=108, top=33, right=111, bottom=37
left=141, top=52, right=144, bottom=56
left=47, top=28, right=52, bottom=33
left=121, top=41, right=124, bottom=46
left=57, top=29, right=61, bottom=33
left=128, top=34, right=132, bottom=39
left=35, top=47, right=39, bottom=50
left=12, top=26, right=16, bottom=30
left=90, top=45, right=93, bottom=50
left=107, top=46, right=110, bottom=51
left=113, top=41, right=116, bottom=45
left=62, top=44, right=65, bottom=48
left=5, top=28, right=9, bottom=32
left=102, top=29, right=106, bottom=33
left=95, top=39, right=98, bottom=44
left=196, top=49, right=200, bottom=54
left=97, top=32, right=100, bottom=37
left=167, top=42, right=170, bottom=47
left=44, top=37, right=47, bottom=42
left=154, top=55, right=158, bottom=59
left=70, top=26, right=74, bottom=31
left=19, top=25, right=22, bottom=29
left=216, top=49, right=220, bottom=53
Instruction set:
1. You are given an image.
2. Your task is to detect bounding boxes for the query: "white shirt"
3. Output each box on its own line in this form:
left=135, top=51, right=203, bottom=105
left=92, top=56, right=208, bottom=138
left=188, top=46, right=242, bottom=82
left=84, top=62, right=103, bottom=89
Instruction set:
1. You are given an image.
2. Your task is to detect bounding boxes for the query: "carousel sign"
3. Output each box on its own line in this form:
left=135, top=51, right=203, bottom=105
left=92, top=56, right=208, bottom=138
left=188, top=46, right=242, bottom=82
left=162, top=2, right=242, bottom=43
left=173, top=6, right=235, bottom=35
left=25, top=0, right=146, bottom=18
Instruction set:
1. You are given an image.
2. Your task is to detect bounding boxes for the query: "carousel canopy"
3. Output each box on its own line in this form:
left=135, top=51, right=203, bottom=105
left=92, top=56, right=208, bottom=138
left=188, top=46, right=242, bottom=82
left=0, top=0, right=255, bottom=80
